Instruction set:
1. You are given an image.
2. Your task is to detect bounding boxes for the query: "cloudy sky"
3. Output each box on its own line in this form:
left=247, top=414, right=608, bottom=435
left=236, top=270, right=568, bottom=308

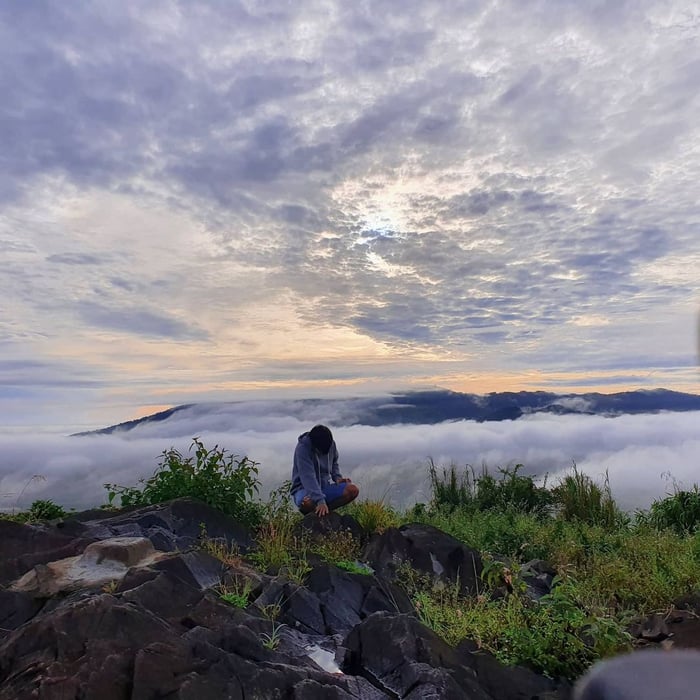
left=1, top=0, right=699, bottom=432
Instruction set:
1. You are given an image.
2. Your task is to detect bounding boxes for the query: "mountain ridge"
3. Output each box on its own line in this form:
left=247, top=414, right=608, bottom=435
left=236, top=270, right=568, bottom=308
left=73, top=388, right=700, bottom=436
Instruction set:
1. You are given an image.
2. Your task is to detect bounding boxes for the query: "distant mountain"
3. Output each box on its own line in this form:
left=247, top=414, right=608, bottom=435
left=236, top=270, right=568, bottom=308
left=74, top=388, right=700, bottom=436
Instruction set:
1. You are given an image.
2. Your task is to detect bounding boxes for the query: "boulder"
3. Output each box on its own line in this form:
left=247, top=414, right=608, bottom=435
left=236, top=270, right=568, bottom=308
left=364, top=523, right=483, bottom=596
left=343, top=611, right=491, bottom=699
left=0, top=591, right=43, bottom=640
left=57, top=497, right=254, bottom=552
left=9, top=536, right=167, bottom=597
left=456, top=639, right=571, bottom=700
left=520, top=559, right=556, bottom=601
left=295, top=511, right=364, bottom=543
left=0, top=589, right=387, bottom=700
left=0, top=518, right=94, bottom=586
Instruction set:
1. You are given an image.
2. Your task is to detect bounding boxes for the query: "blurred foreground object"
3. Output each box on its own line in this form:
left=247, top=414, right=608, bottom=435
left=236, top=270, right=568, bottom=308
left=574, top=649, right=700, bottom=700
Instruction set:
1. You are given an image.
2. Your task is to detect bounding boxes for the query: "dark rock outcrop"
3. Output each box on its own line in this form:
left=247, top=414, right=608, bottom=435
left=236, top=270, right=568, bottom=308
left=0, top=498, right=576, bottom=699
left=364, top=523, right=484, bottom=596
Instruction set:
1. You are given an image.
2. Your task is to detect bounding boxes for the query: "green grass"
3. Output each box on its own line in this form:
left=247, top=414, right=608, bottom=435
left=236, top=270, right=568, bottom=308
left=645, top=486, right=700, bottom=535
left=24, top=444, right=700, bottom=682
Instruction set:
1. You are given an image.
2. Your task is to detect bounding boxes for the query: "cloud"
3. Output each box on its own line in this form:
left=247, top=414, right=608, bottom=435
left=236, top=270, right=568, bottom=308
left=1, top=405, right=698, bottom=515
left=0, top=0, right=699, bottom=426
left=76, top=301, right=208, bottom=340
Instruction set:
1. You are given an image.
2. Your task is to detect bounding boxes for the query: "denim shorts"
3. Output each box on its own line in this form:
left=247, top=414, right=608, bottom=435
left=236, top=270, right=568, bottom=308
left=293, top=482, right=347, bottom=507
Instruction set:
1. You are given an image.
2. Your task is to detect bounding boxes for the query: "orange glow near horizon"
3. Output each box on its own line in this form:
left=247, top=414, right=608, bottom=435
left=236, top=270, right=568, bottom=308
left=121, top=367, right=699, bottom=421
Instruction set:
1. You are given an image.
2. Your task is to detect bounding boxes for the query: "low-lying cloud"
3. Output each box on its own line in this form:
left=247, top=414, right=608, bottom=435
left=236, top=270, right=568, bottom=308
left=1, top=404, right=698, bottom=514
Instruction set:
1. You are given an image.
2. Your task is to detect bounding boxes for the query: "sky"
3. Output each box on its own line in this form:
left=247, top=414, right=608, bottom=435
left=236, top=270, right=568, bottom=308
left=1, top=0, right=700, bottom=432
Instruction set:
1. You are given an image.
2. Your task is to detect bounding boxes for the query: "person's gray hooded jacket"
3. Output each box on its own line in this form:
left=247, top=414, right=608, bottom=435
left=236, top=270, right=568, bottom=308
left=291, top=432, right=342, bottom=506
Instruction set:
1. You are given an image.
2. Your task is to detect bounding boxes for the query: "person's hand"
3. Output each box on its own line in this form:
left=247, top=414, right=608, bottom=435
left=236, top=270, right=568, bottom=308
left=336, top=477, right=352, bottom=484
left=315, top=502, right=329, bottom=517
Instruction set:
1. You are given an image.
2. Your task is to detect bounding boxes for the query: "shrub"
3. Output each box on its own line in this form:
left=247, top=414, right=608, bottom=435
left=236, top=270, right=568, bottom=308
left=428, top=461, right=552, bottom=518
left=8, top=499, right=67, bottom=523
left=105, top=437, right=263, bottom=528
left=647, top=486, right=700, bottom=535
left=551, top=465, right=622, bottom=529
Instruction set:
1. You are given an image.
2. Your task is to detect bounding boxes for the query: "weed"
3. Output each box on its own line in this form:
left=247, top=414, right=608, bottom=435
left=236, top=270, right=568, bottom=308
left=335, top=560, right=373, bottom=575
left=281, top=558, right=312, bottom=586
left=101, top=579, right=119, bottom=594
left=219, top=578, right=254, bottom=608
left=260, top=621, right=285, bottom=650
left=259, top=600, right=282, bottom=622
left=8, top=499, right=67, bottom=523
left=310, top=529, right=361, bottom=565
left=199, top=524, right=243, bottom=566
left=346, top=498, right=400, bottom=535
left=250, top=481, right=303, bottom=572
left=428, top=461, right=552, bottom=518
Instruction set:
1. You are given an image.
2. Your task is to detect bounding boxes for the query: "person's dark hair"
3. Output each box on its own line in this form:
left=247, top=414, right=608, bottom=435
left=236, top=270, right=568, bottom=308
left=309, top=425, right=333, bottom=454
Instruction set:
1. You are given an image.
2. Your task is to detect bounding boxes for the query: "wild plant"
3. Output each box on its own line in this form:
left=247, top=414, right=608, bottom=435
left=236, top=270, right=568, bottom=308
left=10, top=499, right=67, bottom=523
left=260, top=621, right=285, bottom=650
left=199, top=524, right=242, bottom=567
left=104, top=437, right=263, bottom=528
left=251, top=481, right=304, bottom=572
left=345, top=498, right=400, bottom=535
left=647, top=484, right=700, bottom=535
left=218, top=578, right=254, bottom=608
left=310, top=529, right=361, bottom=566
left=551, top=464, right=622, bottom=529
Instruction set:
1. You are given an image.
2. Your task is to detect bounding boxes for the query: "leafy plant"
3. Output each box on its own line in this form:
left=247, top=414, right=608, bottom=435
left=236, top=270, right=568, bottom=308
left=260, top=621, right=285, bottom=650
left=10, top=499, right=67, bottom=523
left=105, top=437, right=263, bottom=528
left=219, top=579, right=254, bottom=608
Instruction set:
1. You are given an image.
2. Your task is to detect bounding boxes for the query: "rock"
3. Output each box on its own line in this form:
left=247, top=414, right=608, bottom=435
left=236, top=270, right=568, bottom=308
left=9, top=536, right=168, bottom=596
left=0, top=590, right=386, bottom=700
left=520, top=559, right=556, bottom=600
left=364, top=523, right=483, bottom=596
left=0, top=591, right=43, bottom=640
left=343, top=611, right=491, bottom=699
left=456, top=639, right=571, bottom=700
left=574, top=648, right=700, bottom=700
left=250, top=561, right=413, bottom=638
left=0, top=497, right=583, bottom=699
left=58, top=497, right=254, bottom=553
left=0, top=518, right=94, bottom=586
left=629, top=613, right=670, bottom=643
left=295, top=511, right=364, bottom=543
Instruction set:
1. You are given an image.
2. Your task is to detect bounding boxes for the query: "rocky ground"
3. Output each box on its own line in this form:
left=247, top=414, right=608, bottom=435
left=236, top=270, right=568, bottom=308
left=1, top=498, right=699, bottom=699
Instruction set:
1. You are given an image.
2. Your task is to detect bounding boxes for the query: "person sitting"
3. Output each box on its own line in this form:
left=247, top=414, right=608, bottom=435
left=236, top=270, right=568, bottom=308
left=291, top=424, right=359, bottom=517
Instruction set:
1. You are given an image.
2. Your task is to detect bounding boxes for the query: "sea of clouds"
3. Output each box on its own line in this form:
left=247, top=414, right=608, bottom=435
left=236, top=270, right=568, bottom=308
left=1, top=401, right=699, bottom=514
